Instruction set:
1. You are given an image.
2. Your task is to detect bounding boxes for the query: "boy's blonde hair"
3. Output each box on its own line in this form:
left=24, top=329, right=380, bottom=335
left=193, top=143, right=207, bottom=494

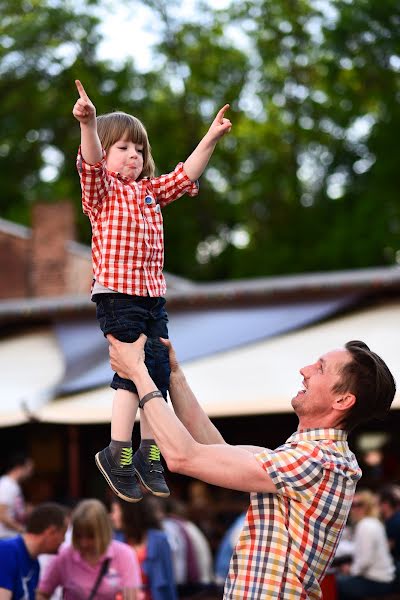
left=71, top=498, right=112, bottom=557
left=97, top=111, right=155, bottom=179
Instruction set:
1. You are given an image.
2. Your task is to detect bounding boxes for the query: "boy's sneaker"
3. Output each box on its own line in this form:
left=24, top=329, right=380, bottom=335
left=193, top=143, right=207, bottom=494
left=95, top=447, right=143, bottom=502
left=133, top=445, right=170, bottom=497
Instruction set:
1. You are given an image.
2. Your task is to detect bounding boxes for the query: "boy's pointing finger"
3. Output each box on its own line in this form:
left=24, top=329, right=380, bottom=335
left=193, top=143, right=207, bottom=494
left=75, top=79, right=89, bottom=101
left=216, top=103, right=230, bottom=121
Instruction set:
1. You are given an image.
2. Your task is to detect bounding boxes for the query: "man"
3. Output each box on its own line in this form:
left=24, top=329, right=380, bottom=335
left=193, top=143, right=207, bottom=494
left=0, top=453, right=34, bottom=539
left=0, top=502, right=67, bottom=600
left=108, top=334, right=396, bottom=600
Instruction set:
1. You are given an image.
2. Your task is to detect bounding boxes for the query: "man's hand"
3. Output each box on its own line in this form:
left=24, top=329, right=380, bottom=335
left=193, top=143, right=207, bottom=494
left=159, top=337, right=179, bottom=374
left=107, top=334, right=147, bottom=380
left=73, top=79, right=96, bottom=126
left=206, top=104, right=232, bottom=143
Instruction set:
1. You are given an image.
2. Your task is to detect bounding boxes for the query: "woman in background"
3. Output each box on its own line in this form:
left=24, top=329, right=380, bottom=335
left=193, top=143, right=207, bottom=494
left=115, top=495, right=177, bottom=600
left=37, top=498, right=142, bottom=600
left=337, top=489, right=395, bottom=599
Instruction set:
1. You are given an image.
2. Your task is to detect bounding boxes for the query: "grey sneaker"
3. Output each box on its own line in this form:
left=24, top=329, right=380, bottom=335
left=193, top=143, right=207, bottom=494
left=133, top=446, right=170, bottom=497
left=95, top=447, right=143, bottom=503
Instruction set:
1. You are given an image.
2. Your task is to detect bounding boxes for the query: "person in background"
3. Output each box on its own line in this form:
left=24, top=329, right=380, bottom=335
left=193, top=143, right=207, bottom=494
left=37, top=498, right=142, bottom=600
left=166, top=498, right=214, bottom=593
left=0, top=502, right=67, bottom=600
left=0, top=452, right=34, bottom=539
left=117, top=495, right=177, bottom=600
left=337, top=489, right=396, bottom=599
left=378, top=485, right=400, bottom=562
left=214, top=513, right=246, bottom=586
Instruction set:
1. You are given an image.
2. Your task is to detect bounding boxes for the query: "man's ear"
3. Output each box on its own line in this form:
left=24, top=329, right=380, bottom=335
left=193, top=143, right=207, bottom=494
left=334, top=393, right=356, bottom=412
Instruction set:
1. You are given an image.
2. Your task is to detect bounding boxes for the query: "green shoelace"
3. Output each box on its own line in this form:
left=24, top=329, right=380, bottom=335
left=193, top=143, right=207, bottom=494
left=120, top=447, right=133, bottom=466
left=148, top=444, right=161, bottom=462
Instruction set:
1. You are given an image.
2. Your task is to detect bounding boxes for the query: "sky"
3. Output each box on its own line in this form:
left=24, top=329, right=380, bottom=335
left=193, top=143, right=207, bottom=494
left=95, top=0, right=232, bottom=71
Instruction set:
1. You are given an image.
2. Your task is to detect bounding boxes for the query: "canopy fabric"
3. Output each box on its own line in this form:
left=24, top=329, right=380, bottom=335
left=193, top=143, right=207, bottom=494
left=54, top=295, right=357, bottom=395
left=0, top=329, right=64, bottom=426
left=36, top=301, right=400, bottom=423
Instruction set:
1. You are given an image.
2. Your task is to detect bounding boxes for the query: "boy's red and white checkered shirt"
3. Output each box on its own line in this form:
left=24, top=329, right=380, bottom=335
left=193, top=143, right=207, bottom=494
left=224, top=428, right=362, bottom=600
left=77, top=149, right=199, bottom=297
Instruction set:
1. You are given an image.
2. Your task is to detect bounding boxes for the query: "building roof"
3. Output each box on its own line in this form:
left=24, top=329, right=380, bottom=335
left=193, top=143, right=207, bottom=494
left=1, top=264, right=400, bottom=426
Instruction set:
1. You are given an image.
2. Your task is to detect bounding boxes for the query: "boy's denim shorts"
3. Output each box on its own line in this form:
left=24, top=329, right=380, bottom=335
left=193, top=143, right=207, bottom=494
left=93, top=294, right=171, bottom=399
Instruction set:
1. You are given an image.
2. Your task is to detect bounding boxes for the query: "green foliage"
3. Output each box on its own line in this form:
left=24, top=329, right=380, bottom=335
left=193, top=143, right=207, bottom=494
left=1, top=0, right=399, bottom=279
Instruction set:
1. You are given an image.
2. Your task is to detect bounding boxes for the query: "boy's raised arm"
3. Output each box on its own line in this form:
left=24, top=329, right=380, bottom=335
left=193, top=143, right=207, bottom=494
left=183, top=104, right=231, bottom=182
left=73, top=79, right=103, bottom=165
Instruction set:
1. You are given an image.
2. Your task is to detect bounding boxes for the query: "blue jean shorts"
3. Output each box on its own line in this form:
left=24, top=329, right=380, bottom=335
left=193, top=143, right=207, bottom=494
left=93, top=294, right=170, bottom=399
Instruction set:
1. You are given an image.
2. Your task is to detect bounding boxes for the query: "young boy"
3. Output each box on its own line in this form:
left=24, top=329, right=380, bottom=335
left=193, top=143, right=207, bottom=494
left=73, top=80, right=231, bottom=502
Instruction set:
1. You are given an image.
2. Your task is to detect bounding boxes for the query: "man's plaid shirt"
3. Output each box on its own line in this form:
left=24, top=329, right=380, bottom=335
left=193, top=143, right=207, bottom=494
left=224, top=428, right=361, bottom=600
left=77, top=149, right=199, bottom=296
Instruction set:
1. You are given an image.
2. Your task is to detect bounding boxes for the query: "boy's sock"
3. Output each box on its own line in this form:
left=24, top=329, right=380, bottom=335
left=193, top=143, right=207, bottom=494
left=109, top=439, right=133, bottom=467
left=133, top=438, right=170, bottom=497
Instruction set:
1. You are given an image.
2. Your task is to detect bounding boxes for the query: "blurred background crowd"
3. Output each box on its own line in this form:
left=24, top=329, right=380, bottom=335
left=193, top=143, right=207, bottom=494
left=1, top=449, right=400, bottom=599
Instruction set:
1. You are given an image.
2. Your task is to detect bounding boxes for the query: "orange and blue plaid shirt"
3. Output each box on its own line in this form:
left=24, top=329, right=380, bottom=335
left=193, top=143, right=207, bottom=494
left=77, top=149, right=199, bottom=297
left=225, top=428, right=361, bottom=600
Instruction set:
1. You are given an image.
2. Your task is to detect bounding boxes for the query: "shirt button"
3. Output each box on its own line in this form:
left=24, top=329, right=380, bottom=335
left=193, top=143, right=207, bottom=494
left=145, top=195, right=153, bottom=204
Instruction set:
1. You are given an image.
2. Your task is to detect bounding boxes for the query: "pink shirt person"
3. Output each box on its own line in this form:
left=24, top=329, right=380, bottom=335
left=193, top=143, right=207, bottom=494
left=38, top=539, right=142, bottom=600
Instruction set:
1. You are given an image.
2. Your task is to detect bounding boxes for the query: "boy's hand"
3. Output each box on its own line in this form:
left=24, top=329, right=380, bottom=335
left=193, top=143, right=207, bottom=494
left=73, top=80, right=96, bottom=126
left=207, top=104, right=232, bottom=143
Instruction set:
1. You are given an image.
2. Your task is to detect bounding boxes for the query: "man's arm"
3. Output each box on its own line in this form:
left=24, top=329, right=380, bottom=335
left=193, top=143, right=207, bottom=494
left=108, top=335, right=277, bottom=494
left=0, top=588, right=11, bottom=600
left=183, top=105, right=231, bottom=182
left=73, top=80, right=102, bottom=165
left=161, top=338, right=226, bottom=445
left=0, top=505, right=23, bottom=533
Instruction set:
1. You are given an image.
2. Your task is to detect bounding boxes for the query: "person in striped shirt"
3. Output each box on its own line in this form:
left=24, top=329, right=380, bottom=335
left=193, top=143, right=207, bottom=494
left=107, top=335, right=396, bottom=599
left=73, top=80, right=231, bottom=504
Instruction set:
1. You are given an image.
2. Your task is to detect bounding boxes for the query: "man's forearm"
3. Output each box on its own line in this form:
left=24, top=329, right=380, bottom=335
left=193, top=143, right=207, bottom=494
left=0, top=509, right=23, bottom=533
left=132, top=366, right=199, bottom=469
left=169, top=368, right=225, bottom=445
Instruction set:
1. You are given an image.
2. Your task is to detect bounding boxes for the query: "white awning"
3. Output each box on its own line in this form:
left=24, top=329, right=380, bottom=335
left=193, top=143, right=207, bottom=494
left=34, top=301, right=400, bottom=423
left=0, top=329, right=64, bottom=426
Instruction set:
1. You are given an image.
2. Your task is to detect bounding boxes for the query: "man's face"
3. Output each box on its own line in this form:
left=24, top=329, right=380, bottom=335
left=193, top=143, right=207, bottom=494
left=292, top=348, right=352, bottom=421
left=18, top=458, right=34, bottom=482
left=43, top=519, right=68, bottom=554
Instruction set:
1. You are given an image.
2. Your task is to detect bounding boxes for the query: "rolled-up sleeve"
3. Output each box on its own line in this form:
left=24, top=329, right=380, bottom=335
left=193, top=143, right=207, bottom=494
left=149, top=162, right=199, bottom=208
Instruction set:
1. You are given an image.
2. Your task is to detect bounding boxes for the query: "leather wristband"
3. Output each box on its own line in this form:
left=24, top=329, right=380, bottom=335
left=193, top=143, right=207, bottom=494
left=139, top=390, right=163, bottom=409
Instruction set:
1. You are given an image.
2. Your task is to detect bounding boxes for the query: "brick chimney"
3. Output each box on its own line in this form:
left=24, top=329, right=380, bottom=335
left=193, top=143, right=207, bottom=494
left=30, top=202, right=75, bottom=297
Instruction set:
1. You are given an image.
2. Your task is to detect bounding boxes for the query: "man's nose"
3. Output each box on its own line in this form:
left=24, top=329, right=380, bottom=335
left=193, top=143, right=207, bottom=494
left=300, top=364, right=312, bottom=378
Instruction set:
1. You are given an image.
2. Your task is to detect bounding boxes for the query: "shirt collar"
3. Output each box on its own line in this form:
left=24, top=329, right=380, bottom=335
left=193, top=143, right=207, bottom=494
left=288, top=428, right=348, bottom=443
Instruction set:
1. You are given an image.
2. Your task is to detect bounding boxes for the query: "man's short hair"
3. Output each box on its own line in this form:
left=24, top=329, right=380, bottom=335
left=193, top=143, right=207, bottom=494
left=379, top=485, right=400, bottom=510
left=333, top=340, right=396, bottom=431
left=3, top=451, right=30, bottom=473
left=26, top=502, right=67, bottom=534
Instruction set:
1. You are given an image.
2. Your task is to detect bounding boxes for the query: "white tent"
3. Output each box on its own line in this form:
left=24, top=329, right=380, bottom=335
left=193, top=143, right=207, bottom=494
left=7, top=301, right=397, bottom=425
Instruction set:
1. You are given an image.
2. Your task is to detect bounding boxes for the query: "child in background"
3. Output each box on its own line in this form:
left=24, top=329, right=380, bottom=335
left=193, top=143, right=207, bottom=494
left=73, top=80, right=231, bottom=503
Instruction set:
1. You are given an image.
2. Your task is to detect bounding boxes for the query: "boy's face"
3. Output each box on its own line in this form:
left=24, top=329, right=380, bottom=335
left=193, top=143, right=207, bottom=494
left=106, top=138, right=144, bottom=180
